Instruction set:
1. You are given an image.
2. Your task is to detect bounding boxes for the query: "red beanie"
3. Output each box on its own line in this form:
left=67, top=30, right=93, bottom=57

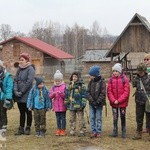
left=19, top=53, right=30, bottom=62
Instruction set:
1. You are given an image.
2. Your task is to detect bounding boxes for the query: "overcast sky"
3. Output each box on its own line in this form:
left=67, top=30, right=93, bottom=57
left=1, top=0, right=150, bottom=35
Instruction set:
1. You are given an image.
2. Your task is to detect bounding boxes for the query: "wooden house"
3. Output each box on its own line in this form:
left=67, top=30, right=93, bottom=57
left=106, top=13, right=150, bottom=78
left=0, top=36, right=74, bottom=75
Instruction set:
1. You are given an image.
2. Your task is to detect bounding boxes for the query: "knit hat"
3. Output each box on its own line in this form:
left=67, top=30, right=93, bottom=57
left=137, top=63, right=147, bottom=72
left=89, top=65, right=100, bottom=77
left=54, top=70, right=63, bottom=80
left=35, top=77, right=44, bottom=86
left=112, top=63, right=122, bottom=73
left=19, top=53, right=30, bottom=62
left=114, top=63, right=122, bottom=68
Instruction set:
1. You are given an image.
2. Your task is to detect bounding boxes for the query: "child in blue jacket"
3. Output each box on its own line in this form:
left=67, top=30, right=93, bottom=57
left=0, top=62, right=13, bottom=140
left=27, top=77, right=52, bottom=137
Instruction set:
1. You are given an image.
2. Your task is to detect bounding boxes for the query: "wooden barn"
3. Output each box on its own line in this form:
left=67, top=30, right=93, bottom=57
left=0, top=36, right=74, bottom=75
left=106, top=13, right=150, bottom=79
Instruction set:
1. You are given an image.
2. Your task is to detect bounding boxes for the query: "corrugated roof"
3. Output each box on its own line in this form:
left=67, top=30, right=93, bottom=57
left=0, top=37, right=74, bottom=59
left=82, top=49, right=126, bottom=62
left=82, top=49, right=111, bottom=62
left=106, top=13, right=150, bottom=57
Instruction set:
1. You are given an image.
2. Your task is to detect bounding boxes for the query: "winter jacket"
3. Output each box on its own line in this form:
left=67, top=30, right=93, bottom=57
left=49, top=83, right=66, bottom=112
left=87, top=76, right=106, bottom=107
left=65, top=79, right=87, bottom=111
left=132, top=74, right=150, bottom=105
left=0, top=72, right=13, bottom=101
left=13, top=65, right=35, bottom=103
left=107, top=74, right=130, bottom=108
left=27, top=85, right=51, bottom=110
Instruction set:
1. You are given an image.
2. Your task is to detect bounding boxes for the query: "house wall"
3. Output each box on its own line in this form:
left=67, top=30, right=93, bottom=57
left=1, top=40, right=44, bottom=75
left=127, top=52, right=145, bottom=69
left=82, top=62, right=113, bottom=79
left=113, top=26, right=150, bottom=53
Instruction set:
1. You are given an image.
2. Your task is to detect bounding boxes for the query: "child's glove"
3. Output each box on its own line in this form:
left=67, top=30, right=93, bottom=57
left=46, top=108, right=50, bottom=111
left=3, top=99, right=11, bottom=109
left=57, top=91, right=61, bottom=94
left=52, top=92, right=56, bottom=97
left=91, top=101, right=97, bottom=107
left=14, top=91, right=22, bottom=97
left=28, top=108, right=32, bottom=111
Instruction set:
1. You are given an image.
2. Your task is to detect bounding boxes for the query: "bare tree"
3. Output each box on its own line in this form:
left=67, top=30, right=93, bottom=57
left=0, top=24, right=13, bottom=41
left=29, top=21, right=63, bottom=46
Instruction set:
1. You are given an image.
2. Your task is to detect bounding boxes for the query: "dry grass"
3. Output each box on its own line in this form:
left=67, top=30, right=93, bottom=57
left=2, top=84, right=150, bottom=150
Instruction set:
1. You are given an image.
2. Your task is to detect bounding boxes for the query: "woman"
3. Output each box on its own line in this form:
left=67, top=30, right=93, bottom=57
left=14, top=53, right=35, bottom=135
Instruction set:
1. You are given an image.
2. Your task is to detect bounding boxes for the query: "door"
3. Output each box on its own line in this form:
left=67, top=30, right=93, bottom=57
left=31, top=59, right=41, bottom=74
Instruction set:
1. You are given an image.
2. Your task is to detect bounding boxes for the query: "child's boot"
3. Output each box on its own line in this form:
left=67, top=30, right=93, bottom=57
left=0, top=129, right=6, bottom=141
left=15, top=126, right=24, bottom=135
left=55, top=129, right=60, bottom=136
left=148, top=131, right=150, bottom=141
left=132, top=131, right=142, bottom=140
left=121, top=120, right=126, bottom=138
left=110, top=120, right=118, bottom=137
left=40, top=130, right=45, bottom=137
left=60, top=130, right=66, bottom=136
left=122, top=127, right=126, bottom=138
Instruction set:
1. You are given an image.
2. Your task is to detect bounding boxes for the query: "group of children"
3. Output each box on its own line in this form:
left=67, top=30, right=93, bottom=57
left=24, top=61, right=140, bottom=140
left=0, top=54, right=150, bottom=142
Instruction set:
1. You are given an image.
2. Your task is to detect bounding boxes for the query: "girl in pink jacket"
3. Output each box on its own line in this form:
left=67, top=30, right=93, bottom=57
left=49, top=70, right=66, bottom=136
left=107, top=63, right=130, bottom=138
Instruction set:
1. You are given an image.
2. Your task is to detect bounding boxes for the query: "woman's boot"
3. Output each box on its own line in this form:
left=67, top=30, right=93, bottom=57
left=24, top=126, right=31, bottom=135
left=15, top=127, right=24, bottom=135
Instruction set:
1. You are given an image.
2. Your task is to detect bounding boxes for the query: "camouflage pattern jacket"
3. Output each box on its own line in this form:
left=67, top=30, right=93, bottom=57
left=132, top=74, right=150, bottom=105
left=65, top=79, right=87, bottom=111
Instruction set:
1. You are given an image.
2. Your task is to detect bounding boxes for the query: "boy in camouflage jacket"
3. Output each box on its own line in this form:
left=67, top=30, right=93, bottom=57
left=65, top=71, right=87, bottom=136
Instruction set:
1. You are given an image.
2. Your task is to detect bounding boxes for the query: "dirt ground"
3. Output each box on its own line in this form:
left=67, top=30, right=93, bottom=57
left=2, top=84, right=150, bottom=150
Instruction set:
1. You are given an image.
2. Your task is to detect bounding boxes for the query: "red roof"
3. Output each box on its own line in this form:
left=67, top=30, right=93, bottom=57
left=0, top=37, right=74, bottom=59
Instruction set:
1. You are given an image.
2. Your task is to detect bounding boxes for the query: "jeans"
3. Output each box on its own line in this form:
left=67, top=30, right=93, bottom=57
left=17, top=103, right=32, bottom=128
left=55, top=112, right=66, bottom=130
left=89, top=105, right=103, bottom=134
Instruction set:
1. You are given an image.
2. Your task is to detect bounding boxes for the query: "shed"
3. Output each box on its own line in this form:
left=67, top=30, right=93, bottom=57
left=82, top=49, right=112, bottom=78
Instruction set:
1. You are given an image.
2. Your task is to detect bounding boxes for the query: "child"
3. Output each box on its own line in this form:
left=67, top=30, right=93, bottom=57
left=132, top=63, right=150, bottom=140
left=107, top=63, right=130, bottom=138
left=87, top=66, right=106, bottom=138
left=49, top=70, right=66, bottom=136
left=0, top=61, right=13, bottom=140
left=65, top=71, right=87, bottom=137
left=143, top=53, right=150, bottom=133
left=27, top=77, right=51, bottom=137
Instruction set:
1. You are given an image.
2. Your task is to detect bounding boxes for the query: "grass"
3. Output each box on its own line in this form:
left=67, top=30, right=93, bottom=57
left=2, top=84, right=150, bottom=150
